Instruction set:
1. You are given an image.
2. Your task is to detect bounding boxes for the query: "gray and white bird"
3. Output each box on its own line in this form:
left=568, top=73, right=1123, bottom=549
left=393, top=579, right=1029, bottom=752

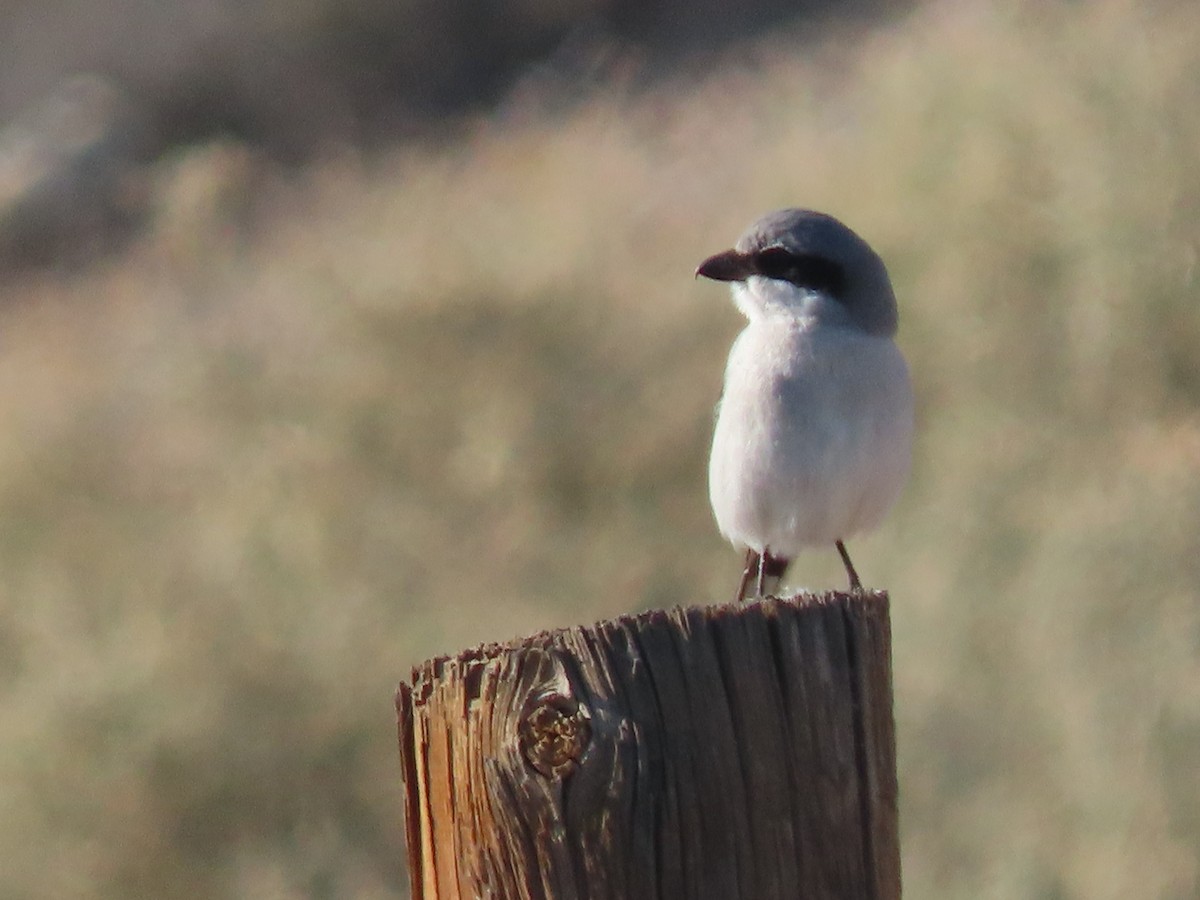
left=696, top=209, right=913, bottom=601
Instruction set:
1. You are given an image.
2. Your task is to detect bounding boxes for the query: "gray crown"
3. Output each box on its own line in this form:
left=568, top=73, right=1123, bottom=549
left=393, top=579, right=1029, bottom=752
left=698, top=209, right=899, bottom=336
left=738, top=209, right=897, bottom=336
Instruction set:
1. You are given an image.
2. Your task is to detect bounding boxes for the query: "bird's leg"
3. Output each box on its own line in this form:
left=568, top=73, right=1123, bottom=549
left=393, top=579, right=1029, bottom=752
left=760, top=552, right=790, bottom=598
left=735, top=549, right=759, bottom=603
left=756, top=550, right=768, bottom=598
left=836, top=540, right=862, bottom=591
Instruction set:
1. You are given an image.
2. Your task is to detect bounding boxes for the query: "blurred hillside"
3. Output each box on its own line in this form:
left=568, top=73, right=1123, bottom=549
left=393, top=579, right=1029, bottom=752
left=0, top=0, right=906, bottom=270
left=0, top=0, right=906, bottom=147
left=1, top=0, right=1199, bottom=898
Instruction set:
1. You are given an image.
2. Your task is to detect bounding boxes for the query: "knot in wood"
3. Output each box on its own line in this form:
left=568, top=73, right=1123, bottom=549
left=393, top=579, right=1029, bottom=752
left=519, top=691, right=591, bottom=779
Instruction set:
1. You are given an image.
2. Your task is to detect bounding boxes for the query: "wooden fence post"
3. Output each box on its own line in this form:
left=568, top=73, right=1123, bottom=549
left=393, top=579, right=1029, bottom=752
left=396, top=590, right=900, bottom=899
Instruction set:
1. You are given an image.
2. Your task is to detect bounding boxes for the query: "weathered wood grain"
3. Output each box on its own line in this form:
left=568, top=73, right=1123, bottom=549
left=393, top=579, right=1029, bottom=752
left=397, top=590, right=899, bottom=899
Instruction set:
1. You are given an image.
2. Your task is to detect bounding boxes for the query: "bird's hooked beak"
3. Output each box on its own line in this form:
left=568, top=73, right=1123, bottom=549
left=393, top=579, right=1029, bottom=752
left=695, top=249, right=757, bottom=282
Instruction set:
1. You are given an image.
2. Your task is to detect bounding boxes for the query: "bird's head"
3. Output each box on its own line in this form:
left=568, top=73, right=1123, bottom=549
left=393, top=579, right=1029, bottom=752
left=696, top=209, right=898, bottom=336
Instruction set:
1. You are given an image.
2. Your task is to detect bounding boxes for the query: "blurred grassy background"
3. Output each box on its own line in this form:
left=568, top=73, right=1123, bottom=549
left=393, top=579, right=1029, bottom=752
left=1, top=0, right=1199, bottom=897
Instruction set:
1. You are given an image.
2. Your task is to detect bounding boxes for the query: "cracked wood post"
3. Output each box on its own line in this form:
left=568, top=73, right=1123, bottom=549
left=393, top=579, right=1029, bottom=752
left=396, top=590, right=900, bottom=899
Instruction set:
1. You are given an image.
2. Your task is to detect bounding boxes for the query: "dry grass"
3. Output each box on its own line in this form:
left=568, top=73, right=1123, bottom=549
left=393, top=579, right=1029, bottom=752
left=1, top=0, right=1198, bottom=897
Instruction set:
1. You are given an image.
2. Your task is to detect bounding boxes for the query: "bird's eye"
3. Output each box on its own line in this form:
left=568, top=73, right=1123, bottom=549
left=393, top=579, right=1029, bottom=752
left=753, top=248, right=847, bottom=298
left=754, top=247, right=797, bottom=280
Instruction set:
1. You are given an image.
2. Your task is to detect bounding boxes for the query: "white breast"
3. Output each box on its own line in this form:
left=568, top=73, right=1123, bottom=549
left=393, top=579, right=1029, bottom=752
left=708, top=316, right=913, bottom=557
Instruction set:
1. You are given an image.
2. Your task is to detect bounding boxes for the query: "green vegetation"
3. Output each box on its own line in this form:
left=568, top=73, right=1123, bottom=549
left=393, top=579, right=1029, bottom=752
left=1, top=1, right=1197, bottom=897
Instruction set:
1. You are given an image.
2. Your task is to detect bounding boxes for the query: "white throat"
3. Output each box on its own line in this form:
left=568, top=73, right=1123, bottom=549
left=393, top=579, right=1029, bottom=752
left=732, top=277, right=857, bottom=330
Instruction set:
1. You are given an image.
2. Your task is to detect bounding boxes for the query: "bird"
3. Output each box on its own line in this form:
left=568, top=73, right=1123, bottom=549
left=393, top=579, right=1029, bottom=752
left=696, top=209, right=913, bottom=602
